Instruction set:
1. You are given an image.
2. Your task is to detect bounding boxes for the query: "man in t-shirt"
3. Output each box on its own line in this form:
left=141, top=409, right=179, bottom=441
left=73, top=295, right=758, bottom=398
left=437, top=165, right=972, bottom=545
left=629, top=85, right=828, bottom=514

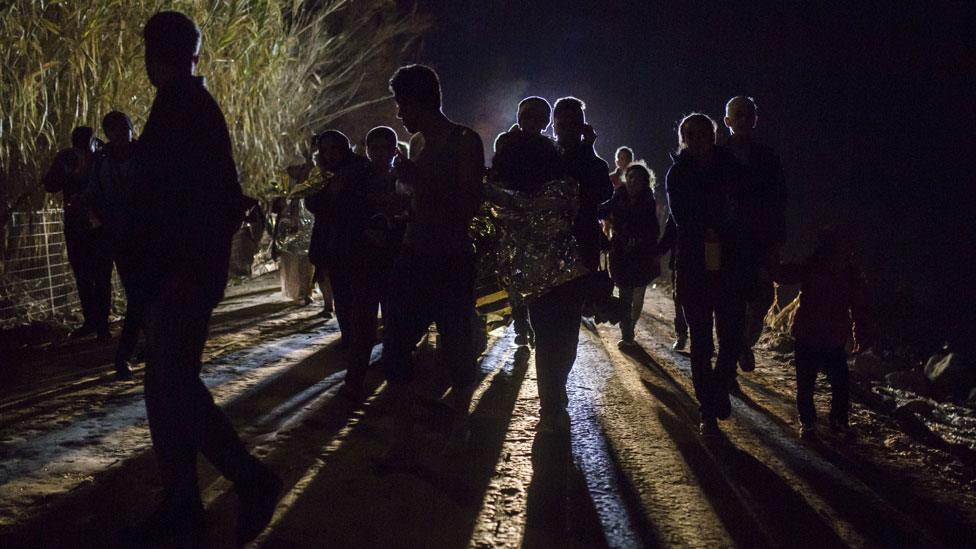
left=381, top=64, right=485, bottom=419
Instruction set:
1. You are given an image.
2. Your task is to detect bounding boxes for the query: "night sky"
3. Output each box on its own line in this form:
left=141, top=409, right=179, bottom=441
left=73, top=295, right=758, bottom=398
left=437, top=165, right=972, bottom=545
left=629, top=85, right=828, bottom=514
left=411, top=1, right=974, bottom=349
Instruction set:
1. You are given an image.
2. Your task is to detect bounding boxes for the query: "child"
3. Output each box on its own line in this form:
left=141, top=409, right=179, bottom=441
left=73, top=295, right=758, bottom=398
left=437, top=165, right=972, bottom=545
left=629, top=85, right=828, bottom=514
left=773, top=226, right=871, bottom=438
left=598, top=162, right=661, bottom=347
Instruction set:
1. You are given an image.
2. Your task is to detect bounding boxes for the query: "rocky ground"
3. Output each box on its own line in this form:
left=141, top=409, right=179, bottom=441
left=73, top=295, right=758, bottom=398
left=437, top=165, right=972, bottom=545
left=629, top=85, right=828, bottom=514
left=1, top=273, right=974, bottom=548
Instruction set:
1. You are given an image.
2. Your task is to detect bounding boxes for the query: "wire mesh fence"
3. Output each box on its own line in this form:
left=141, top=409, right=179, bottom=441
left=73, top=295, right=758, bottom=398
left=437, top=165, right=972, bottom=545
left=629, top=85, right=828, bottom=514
left=0, top=209, right=120, bottom=328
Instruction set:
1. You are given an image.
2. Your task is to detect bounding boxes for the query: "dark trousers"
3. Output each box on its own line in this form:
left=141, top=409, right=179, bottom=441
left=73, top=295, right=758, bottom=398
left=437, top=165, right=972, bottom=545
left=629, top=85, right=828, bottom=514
left=144, top=288, right=258, bottom=504
left=381, top=249, right=477, bottom=391
left=335, top=263, right=385, bottom=389
left=509, top=291, right=530, bottom=337
left=528, top=278, right=584, bottom=417
left=794, top=341, right=849, bottom=426
left=618, top=285, right=647, bottom=341
left=682, top=280, right=746, bottom=419
left=671, top=269, right=687, bottom=339
left=743, top=268, right=775, bottom=351
left=65, top=225, right=113, bottom=329
left=114, top=250, right=146, bottom=365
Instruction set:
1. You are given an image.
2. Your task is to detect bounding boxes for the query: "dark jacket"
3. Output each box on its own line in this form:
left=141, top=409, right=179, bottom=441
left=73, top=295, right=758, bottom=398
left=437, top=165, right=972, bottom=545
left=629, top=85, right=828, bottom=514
left=599, top=186, right=660, bottom=287
left=722, top=140, right=787, bottom=265
left=43, top=148, right=94, bottom=231
left=130, top=75, right=245, bottom=309
left=305, top=154, right=371, bottom=270
left=87, top=144, right=136, bottom=236
left=665, top=147, right=747, bottom=302
left=491, top=130, right=563, bottom=193
left=773, top=250, right=870, bottom=349
left=560, top=141, right=614, bottom=272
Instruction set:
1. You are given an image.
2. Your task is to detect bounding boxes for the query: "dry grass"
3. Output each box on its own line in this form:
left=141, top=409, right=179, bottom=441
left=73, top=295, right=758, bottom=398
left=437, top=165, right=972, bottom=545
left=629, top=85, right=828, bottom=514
left=0, top=0, right=428, bottom=206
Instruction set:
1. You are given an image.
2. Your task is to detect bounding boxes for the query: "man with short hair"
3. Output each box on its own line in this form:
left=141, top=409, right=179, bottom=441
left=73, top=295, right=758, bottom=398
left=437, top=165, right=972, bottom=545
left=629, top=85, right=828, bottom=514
left=381, top=64, right=485, bottom=418
left=43, top=126, right=113, bottom=340
left=528, top=96, right=612, bottom=432
left=723, top=96, right=787, bottom=385
left=88, top=111, right=140, bottom=379
left=130, top=11, right=281, bottom=544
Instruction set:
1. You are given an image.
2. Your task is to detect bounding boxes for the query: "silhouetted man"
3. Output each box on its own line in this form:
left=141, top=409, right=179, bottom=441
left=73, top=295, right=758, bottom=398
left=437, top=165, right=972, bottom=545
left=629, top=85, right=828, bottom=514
left=304, top=130, right=377, bottom=394
left=43, top=126, right=112, bottom=340
left=87, top=111, right=140, bottom=379
left=529, top=96, right=612, bottom=432
left=723, top=96, right=787, bottom=384
left=130, top=11, right=281, bottom=544
left=381, top=64, right=485, bottom=418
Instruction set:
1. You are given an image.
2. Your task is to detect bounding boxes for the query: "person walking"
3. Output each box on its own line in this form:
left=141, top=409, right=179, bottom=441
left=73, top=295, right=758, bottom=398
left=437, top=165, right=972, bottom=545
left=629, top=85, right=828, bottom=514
left=666, top=112, right=748, bottom=436
left=129, top=11, right=281, bottom=544
left=599, top=162, right=661, bottom=348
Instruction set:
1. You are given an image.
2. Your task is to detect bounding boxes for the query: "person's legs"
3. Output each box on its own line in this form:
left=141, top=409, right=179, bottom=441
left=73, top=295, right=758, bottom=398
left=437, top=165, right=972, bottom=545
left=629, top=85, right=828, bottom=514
left=631, top=285, right=647, bottom=323
left=114, top=252, right=143, bottom=375
left=793, top=342, right=819, bottom=427
left=343, top=267, right=383, bottom=393
left=381, top=251, right=436, bottom=383
left=529, top=278, right=584, bottom=420
left=509, top=291, right=532, bottom=345
left=824, top=347, right=850, bottom=427
left=741, top=270, right=775, bottom=371
left=314, top=266, right=334, bottom=315
left=65, top=227, right=97, bottom=331
left=715, top=295, right=746, bottom=392
left=88, top=228, right=114, bottom=334
left=617, top=286, right=636, bottom=342
left=683, top=299, right=716, bottom=420
left=432, top=253, right=478, bottom=401
left=671, top=270, right=687, bottom=347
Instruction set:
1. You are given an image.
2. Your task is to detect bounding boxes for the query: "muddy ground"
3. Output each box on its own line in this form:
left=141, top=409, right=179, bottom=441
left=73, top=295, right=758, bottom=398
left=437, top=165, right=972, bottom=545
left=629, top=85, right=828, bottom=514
left=1, top=274, right=974, bottom=548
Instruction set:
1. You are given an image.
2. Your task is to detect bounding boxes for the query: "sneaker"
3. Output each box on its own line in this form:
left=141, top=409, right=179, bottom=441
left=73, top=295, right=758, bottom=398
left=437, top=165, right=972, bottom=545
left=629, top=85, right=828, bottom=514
left=514, top=331, right=529, bottom=347
left=318, top=309, right=333, bottom=319
left=728, top=378, right=744, bottom=396
left=829, top=418, right=854, bottom=437
left=699, top=417, right=720, bottom=437
left=617, top=338, right=638, bottom=350
left=69, top=324, right=96, bottom=339
left=581, top=316, right=598, bottom=334
left=799, top=423, right=818, bottom=440
left=711, top=385, right=732, bottom=420
left=672, top=336, right=687, bottom=351
left=130, top=494, right=206, bottom=544
left=537, top=410, right=570, bottom=434
left=739, top=349, right=756, bottom=372
left=114, top=361, right=133, bottom=381
left=236, top=463, right=283, bottom=545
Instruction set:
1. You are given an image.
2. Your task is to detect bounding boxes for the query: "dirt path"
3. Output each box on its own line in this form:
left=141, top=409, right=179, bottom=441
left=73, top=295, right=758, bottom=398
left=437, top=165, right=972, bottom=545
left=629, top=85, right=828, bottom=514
left=1, top=281, right=974, bottom=548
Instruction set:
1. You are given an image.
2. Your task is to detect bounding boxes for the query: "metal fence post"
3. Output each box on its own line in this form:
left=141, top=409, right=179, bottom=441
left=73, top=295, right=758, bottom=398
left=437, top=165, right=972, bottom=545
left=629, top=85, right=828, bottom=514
left=42, top=211, right=56, bottom=317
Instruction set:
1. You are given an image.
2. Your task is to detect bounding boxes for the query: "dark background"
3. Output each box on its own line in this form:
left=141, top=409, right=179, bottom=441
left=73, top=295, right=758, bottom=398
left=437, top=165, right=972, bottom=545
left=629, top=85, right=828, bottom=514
left=408, top=0, right=974, bottom=354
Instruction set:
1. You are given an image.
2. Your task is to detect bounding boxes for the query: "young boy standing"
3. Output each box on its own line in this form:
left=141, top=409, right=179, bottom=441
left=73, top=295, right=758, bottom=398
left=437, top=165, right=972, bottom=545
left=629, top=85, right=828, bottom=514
left=773, top=226, right=871, bottom=438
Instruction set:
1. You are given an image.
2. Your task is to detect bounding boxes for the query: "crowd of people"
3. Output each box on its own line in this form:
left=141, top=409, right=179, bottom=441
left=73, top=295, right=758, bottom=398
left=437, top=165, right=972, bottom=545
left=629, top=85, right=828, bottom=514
left=39, top=9, right=872, bottom=543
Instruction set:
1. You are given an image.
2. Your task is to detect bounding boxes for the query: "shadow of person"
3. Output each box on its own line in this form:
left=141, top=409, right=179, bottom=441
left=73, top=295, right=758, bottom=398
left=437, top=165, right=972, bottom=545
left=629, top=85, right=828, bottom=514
left=522, top=431, right=608, bottom=548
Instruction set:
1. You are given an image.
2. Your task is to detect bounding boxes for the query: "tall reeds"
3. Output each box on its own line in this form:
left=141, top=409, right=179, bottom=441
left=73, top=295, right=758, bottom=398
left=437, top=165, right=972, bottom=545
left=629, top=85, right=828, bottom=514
left=0, top=0, right=428, bottom=207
